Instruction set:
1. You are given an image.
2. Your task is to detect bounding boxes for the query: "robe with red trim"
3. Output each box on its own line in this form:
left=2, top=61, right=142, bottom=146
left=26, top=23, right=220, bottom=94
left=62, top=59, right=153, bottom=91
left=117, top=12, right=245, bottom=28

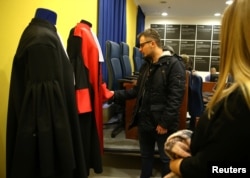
left=67, top=20, right=113, bottom=175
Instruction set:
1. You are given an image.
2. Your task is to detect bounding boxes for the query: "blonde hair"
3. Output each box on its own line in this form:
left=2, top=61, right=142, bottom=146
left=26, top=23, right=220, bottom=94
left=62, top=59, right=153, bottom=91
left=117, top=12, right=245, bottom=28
left=207, top=0, right=250, bottom=118
left=181, top=54, right=193, bottom=70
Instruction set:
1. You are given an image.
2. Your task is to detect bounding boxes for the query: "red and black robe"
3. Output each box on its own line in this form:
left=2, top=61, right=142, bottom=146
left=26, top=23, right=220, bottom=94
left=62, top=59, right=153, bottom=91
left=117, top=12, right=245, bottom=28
left=67, top=20, right=113, bottom=175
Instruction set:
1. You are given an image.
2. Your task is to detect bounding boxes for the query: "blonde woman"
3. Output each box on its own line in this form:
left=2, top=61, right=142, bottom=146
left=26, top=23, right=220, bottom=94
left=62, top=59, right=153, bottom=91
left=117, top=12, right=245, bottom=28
left=165, top=0, right=250, bottom=177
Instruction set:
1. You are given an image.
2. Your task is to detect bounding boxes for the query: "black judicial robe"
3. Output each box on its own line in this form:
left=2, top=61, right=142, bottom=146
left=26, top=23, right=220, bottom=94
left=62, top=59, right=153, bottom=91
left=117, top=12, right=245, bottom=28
left=66, top=21, right=103, bottom=175
left=7, top=18, right=87, bottom=178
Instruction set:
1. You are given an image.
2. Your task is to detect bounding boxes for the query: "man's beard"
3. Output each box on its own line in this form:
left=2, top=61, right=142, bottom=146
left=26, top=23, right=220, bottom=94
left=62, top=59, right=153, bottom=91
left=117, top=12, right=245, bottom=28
left=143, top=56, right=151, bottom=63
left=143, top=53, right=152, bottom=62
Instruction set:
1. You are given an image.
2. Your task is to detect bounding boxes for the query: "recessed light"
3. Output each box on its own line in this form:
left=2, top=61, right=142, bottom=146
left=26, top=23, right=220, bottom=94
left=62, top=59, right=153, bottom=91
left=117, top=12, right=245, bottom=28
left=162, top=12, right=168, bottom=16
left=226, top=0, right=233, bottom=5
left=214, top=13, right=221, bottom=16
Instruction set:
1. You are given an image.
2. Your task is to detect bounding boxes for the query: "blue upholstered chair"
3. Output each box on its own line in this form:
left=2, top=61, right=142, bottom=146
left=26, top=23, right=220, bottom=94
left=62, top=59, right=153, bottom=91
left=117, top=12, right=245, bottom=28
left=105, top=40, right=134, bottom=137
left=119, top=42, right=138, bottom=79
left=132, top=47, right=144, bottom=73
left=105, top=40, right=133, bottom=91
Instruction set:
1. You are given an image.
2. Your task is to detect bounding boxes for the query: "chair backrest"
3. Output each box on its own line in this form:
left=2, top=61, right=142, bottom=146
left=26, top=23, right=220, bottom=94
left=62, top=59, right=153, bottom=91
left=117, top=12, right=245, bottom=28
left=178, top=70, right=190, bottom=130
left=133, top=47, right=144, bottom=72
left=188, top=74, right=204, bottom=117
left=120, top=42, right=133, bottom=77
left=105, top=40, right=123, bottom=90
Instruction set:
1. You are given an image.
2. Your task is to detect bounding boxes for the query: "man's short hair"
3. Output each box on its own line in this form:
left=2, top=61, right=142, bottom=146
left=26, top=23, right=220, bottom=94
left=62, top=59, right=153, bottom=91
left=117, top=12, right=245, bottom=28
left=137, top=28, right=162, bottom=48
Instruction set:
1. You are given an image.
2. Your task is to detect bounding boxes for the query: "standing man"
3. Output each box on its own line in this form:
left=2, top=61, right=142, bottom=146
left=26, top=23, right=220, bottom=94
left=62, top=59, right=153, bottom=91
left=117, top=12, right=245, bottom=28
left=114, top=28, right=186, bottom=178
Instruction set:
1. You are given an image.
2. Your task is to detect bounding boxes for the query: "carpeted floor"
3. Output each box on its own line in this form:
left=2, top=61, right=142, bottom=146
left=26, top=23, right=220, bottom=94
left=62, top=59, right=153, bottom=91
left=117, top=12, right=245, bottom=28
left=88, top=153, right=162, bottom=178
left=89, top=124, right=161, bottom=178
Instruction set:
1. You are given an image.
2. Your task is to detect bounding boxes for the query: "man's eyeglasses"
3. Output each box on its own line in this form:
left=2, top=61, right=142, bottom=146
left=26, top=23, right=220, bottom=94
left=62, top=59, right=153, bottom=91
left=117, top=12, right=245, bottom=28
left=139, top=40, right=152, bottom=48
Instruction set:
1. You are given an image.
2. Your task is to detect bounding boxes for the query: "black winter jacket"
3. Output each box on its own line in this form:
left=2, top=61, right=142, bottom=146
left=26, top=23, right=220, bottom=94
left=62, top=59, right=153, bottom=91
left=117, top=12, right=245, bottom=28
left=114, top=52, right=186, bottom=132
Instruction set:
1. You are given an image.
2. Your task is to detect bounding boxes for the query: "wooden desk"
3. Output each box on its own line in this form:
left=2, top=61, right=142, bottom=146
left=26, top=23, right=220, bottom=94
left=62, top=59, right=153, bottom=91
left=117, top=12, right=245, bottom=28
left=178, top=71, right=189, bottom=130
left=202, top=82, right=217, bottom=92
left=123, top=82, right=138, bottom=139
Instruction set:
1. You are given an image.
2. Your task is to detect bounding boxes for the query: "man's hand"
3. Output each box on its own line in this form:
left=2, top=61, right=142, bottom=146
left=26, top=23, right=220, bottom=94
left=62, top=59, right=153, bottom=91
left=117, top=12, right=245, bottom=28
left=156, top=125, right=168, bottom=135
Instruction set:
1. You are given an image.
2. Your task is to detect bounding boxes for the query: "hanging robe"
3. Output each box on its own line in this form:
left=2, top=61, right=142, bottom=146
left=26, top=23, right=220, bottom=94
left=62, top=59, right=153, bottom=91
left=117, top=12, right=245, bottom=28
left=67, top=20, right=113, bottom=174
left=6, top=18, right=87, bottom=178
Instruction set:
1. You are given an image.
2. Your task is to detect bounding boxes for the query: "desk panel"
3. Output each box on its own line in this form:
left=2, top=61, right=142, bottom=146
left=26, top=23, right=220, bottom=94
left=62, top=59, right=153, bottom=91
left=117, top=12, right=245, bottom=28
left=123, top=83, right=138, bottom=139
left=202, top=82, right=216, bottom=92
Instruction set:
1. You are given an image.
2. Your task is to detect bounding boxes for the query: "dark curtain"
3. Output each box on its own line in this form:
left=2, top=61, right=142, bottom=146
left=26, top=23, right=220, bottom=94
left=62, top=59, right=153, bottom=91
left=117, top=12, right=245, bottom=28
left=97, top=0, right=126, bottom=82
left=135, top=5, right=145, bottom=47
